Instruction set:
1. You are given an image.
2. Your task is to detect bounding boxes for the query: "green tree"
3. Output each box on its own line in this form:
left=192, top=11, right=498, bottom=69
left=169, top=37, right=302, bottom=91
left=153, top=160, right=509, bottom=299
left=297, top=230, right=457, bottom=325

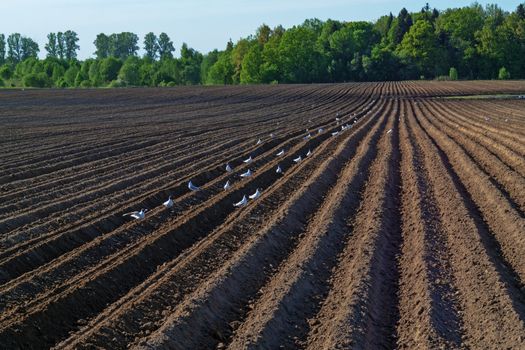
left=0, top=34, right=5, bottom=64
left=256, top=24, right=272, bottom=45
left=7, top=33, right=23, bottom=62
left=436, top=4, right=484, bottom=78
left=278, top=25, right=323, bottom=83
left=362, top=44, right=401, bottom=80
left=207, top=48, right=234, bottom=84
left=144, top=32, right=159, bottom=60
left=94, top=33, right=111, bottom=59
left=180, top=43, right=203, bottom=84
left=21, top=37, right=39, bottom=60
left=240, top=45, right=262, bottom=83
left=23, top=72, right=51, bottom=87
left=200, top=50, right=219, bottom=84
left=0, top=64, right=13, bottom=80
left=498, top=66, right=510, bottom=79
left=45, top=33, right=58, bottom=58
left=118, top=56, right=141, bottom=85
left=389, top=8, right=413, bottom=45
left=231, top=39, right=251, bottom=83
left=517, top=4, right=525, bottom=20
left=57, top=32, right=66, bottom=59
left=109, top=32, right=139, bottom=59
left=397, top=19, right=441, bottom=78
left=158, top=33, right=175, bottom=59
left=63, top=30, right=79, bottom=60
left=88, top=60, right=103, bottom=86
left=63, top=65, right=79, bottom=86
left=99, top=56, right=122, bottom=82
left=449, top=67, right=458, bottom=80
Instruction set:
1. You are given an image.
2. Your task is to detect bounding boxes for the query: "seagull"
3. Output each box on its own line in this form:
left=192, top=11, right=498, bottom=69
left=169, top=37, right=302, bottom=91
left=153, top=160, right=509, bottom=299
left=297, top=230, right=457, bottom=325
left=123, top=209, right=147, bottom=220
left=276, top=149, right=285, bottom=156
left=223, top=180, right=231, bottom=190
left=276, top=165, right=283, bottom=174
left=306, top=149, right=312, bottom=157
left=335, top=117, right=340, bottom=122
left=332, top=131, right=339, bottom=137
left=163, top=196, right=173, bottom=209
left=234, top=195, right=248, bottom=207
left=226, top=163, right=233, bottom=172
left=243, top=156, right=253, bottom=164
left=256, top=139, right=262, bottom=145
left=249, top=188, right=262, bottom=200
left=387, top=129, right=392, bottom=134
left=293, top=155, right=302, bottom=163
left=188, top=181, right=200, bottom=191
left=304, top=133, right=311, bottom=140
left=240, top=169, right=252, bottom=178
left=270, top=133, right=275, bottom=138
left=318, top=128, right=324, bottom=133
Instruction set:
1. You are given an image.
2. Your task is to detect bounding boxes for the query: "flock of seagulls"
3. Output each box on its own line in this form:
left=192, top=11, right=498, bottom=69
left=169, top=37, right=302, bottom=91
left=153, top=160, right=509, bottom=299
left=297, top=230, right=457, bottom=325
left=123, top=110, right=367, bottom=220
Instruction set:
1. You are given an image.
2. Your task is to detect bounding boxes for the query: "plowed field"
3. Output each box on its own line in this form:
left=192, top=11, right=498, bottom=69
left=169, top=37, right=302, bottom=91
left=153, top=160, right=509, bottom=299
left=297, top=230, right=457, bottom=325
left=1, top=81, right=524, bottom=349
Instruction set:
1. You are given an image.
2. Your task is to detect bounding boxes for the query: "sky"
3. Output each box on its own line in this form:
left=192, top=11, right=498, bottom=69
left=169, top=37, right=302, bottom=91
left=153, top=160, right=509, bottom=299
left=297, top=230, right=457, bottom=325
left=0, top=0, right=520, bottom=59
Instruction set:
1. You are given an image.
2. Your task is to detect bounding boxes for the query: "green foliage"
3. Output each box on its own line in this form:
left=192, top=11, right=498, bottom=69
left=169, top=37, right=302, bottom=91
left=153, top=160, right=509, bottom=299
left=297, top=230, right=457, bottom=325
left=240, top=45, right=262, bottom=83
left=2, top=2, right=525, bottom=88
left=118, top=57, right=141, bottom=85
left=94, top=33, right=111, bottom=59
left=278, top=26, right=323, bottom=83
left=99, top=57, right=122, bottom=82
left=144, top=32, right=159, bottom=60
left=0, top=65, right=13, bottom=80
left=158, top=33, right=175, bottom=59
left=0, top=34, right=6, bottom=64
left=0, top=78, right=4, bottom=87
left=63, top=65, right=79, bottom=87
left=397, top=19, right=441, bottom=78
left=107, top=79, right=127, bottom=88
left=498, top=66, right=510, bottom=79
left=23, top=72, right=51, bottom=87
left=449, top=67, right=458, bottom=80
left=206, top=50, right=234, bottom=84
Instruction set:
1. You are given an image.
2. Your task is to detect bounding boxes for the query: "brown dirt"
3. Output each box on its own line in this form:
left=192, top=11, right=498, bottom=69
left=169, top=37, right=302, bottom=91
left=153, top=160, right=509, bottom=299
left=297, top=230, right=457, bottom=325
left=0, top=81, right=524, bottom=349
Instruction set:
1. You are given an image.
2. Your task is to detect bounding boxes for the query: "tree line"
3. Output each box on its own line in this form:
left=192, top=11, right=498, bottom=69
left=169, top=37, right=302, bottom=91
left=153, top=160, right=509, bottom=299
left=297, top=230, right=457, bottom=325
left=1, top=3, right=524, bottom=88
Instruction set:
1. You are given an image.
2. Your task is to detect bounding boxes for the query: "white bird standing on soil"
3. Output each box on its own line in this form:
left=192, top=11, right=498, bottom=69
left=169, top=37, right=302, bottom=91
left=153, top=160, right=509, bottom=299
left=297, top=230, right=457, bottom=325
left=243, top=156, right=253, bottom=164
left=387, top=129, right=393, bottom=134
left=270, top=133, right=275, bottom=138
left=332, top=131, right=339, bottom=137
left=306, top=149, right=312, bottom=157
left=240, top=169, right=252, bottom=178
left=276, top=165, right=283, bottom=174
left=224, top=180, right=231, bottom=190
left=163, top=196, right=173, bottom=209
left=188, top=181, right=200, bottom=191
left=256, top=139, right=262, bottom=145
left=293, top=155, right=302, bottom=163
left=318, top=128, right=324, bottom=133
left=226, top=163, right=233, bottom=172
left=234, top=195, right=248, bottom=207
left=249, top=188, right=262, bottom=200
left=276, top=149, right=285, bottom=156
left=304, top=133, right=311, bottom=140
left=123, top=209, right=147, bottom=220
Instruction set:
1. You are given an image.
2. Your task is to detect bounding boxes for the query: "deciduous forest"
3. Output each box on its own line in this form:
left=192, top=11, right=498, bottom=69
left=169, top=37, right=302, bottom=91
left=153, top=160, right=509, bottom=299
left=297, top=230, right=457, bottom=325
left=0, top=3, right=524, bottom=88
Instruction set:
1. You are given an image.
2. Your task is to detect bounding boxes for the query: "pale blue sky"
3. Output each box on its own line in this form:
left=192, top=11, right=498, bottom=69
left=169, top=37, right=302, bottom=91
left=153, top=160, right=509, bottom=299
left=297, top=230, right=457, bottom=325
left=0, top=0, right=520, bottom=59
